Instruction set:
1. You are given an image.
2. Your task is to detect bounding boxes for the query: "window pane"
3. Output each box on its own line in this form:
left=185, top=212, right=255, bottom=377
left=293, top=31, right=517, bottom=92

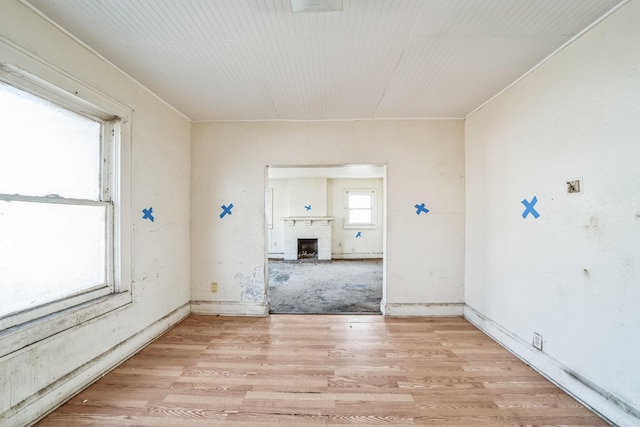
left=0, top=82, right=101, bottom=199
left=0, top=201, right=106, bottom=315
left=349, top=209, right=372, bottom=224
left=349, top=194, right=371, bottom=209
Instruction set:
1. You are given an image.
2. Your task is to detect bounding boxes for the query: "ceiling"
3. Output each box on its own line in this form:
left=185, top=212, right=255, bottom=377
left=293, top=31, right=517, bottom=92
left=24, top=0, right=623, bottom=121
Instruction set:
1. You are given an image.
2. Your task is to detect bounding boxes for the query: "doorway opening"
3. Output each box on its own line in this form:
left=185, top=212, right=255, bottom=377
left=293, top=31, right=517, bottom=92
left=265, top=165, right=386, bottom=314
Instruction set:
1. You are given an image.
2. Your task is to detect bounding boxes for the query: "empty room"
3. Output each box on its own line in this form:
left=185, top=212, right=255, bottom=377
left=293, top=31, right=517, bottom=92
left=266, top=165, right=385, bottom=314
left=0, top=1, right=638, bottom=426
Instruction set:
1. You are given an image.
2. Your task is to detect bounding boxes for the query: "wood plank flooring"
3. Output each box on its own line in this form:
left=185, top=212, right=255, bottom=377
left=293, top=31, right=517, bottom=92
left=37, top=315, right=609, bottom=426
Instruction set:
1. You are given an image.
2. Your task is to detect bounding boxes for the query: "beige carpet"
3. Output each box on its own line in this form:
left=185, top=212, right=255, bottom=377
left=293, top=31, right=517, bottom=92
left=268, top=259, right=383, bottom=313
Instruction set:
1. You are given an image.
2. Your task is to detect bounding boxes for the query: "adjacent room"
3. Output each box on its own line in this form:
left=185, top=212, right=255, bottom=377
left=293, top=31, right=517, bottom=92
left=267, top=165, right=385, bottom=313
left=1, top=0, right=638, bottom=426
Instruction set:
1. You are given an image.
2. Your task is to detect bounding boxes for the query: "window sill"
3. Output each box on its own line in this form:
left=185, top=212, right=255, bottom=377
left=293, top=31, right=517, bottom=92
left=344, top=223, right=377, bottom=230
left=0, top=291, right=132, bottom=357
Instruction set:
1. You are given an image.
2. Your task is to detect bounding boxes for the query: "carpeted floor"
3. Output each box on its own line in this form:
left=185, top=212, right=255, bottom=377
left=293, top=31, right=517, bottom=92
left=268, top=259, right=383, bottom=313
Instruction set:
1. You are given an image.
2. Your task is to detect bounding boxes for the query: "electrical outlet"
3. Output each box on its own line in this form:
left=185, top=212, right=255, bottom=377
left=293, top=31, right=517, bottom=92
left=567, top=178, right=582, bottom=194
left=533, top=332, right=543, bottom=351
left=210, top=282, right=218, bottom=293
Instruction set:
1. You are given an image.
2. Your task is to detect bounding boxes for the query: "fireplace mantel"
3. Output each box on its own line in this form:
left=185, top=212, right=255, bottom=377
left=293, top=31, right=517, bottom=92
left=281, top=216, right=335, bottom=226
left=281, top=216, right=334, bottom=260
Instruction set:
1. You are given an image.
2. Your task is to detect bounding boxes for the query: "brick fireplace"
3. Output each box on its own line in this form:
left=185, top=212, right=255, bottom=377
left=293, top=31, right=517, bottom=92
left=282, top=216, right=334, bottom=261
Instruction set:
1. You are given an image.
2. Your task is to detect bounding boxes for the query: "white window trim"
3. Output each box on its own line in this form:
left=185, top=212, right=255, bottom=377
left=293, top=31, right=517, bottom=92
left=344, top=189, right=377, bottom=230
left=0, top=49, right=133, bottom=356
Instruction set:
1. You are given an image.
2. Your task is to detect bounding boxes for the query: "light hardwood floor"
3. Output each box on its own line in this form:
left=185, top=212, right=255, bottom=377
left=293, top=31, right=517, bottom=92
left=37, top=315, right=609, bottom=426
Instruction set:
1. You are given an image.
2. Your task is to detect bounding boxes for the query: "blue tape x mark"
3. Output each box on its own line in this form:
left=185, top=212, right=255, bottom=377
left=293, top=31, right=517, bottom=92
left=220, top=203, right=234, bottom=218
left=415, top=203, right=429, bottom=215
left=356, top=231, right=362, bottom=238
left=521, top=196, right=540, bottom=219
left=305, top=205, right=311, bottom=211
left=142, top=207, right=154, bottom=222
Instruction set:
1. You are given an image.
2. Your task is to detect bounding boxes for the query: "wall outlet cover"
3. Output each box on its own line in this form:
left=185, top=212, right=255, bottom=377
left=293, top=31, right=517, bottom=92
left=566, top=178, right=582, bottom=194
left=533, top=332, right=543, bottom=350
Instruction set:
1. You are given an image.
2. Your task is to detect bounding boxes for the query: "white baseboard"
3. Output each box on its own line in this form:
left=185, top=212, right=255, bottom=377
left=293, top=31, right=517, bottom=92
left=331, top=254, right=383, bottom=260
left=381, top=300, right=464, bottom=316
left=8, top=303, right=190, bottom=427
left=464, top=304, right=639, bottom=427
left=191, top=300, right=269, bottom=316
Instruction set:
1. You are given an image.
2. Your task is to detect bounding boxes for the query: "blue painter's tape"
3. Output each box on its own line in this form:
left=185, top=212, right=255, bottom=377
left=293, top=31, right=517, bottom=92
left=142, top=207, right=154, bottom=222
left=356, top=231, right=362, bottom=238
left=305, top=205, right=311, bottom=211
left=220, top=203, right=234, bottom=218
left=415, top=203, right=429, bottom=215
left=521, top=196, right=540, bottom=219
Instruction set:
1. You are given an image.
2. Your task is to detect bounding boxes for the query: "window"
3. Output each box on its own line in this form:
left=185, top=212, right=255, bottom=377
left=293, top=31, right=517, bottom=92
left=0, top=77, right=125, bottom=328
left=345, top=189, right=376, bottom=229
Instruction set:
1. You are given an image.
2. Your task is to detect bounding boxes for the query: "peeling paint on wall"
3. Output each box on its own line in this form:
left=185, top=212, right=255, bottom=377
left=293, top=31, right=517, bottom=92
left=236, top=265, right=265, bottom=303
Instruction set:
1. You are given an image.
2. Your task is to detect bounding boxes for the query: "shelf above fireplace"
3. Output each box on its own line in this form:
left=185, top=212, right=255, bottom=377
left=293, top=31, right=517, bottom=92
left=281, top=217, right=334, bottom=261
left=281, top=216, right=335, bottom=226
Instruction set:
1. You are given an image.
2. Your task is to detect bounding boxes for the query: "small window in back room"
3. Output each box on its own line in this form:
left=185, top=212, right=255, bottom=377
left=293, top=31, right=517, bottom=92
left=344, top=189, right=376, bottom=229
left=0, top=80, right=116, bottom=319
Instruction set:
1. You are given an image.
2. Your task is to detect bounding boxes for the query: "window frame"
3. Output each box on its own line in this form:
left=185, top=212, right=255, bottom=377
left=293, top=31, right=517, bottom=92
left=0, top=58, right=132, bottom=354
left=344, top=189, right=377, bottom=230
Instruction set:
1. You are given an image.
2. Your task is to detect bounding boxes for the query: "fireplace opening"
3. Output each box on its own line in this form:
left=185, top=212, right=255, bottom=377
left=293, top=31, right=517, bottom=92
left=297, top=239, right=318, bottom=260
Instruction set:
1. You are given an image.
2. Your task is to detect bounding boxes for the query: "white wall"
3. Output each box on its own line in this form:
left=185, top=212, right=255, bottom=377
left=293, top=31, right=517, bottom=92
left=464, top=1, right=640, bottom=425
left=191, top=120, right=465, bottom=316
left=0, top=2, right=191, bottom=426
left=288, top=178, right=328, bottom=216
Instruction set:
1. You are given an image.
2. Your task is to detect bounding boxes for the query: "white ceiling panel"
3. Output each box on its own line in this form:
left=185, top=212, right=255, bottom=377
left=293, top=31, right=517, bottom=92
left=22, top=0, right=624, bottom=121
